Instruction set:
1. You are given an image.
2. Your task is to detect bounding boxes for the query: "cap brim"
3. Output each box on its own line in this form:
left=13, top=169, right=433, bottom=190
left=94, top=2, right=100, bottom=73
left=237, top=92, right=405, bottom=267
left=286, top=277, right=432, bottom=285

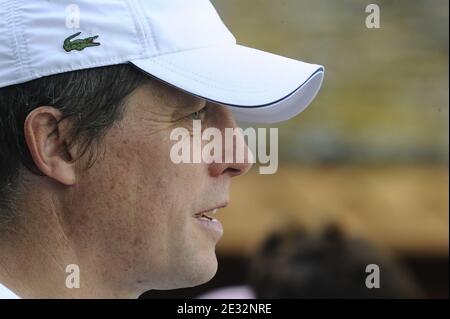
left=130, top=44, right=324, bottom=123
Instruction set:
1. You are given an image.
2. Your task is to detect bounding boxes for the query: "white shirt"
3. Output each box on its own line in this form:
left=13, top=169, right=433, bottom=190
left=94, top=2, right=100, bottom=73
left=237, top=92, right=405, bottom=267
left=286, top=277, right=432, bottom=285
left=197, top=285, right=256, bottom=299
left=0, top=283, right=20, bottom=299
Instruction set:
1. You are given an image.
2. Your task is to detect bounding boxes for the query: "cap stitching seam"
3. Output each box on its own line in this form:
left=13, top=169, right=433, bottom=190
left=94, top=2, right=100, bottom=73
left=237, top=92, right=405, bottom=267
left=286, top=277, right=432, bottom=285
left=146, top=59, right=273, bottom=96
left=152, top=41, right=236, bottom=57
left=8, top=0, right=25, bottom=80
left=151, top=58, right=269, bottom=93
left=122, top=0, right=147, bottom=56
left=17, top=0, right=33, bottom=79
left=133, top=0, right=158, bottom=53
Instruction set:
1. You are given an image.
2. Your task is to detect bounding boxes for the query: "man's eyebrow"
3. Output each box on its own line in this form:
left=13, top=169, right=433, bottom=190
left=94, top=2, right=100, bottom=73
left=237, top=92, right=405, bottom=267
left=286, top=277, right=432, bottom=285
left=140, top=81, right=207, bottom=119
left=171, top=97, right=207, bottom=119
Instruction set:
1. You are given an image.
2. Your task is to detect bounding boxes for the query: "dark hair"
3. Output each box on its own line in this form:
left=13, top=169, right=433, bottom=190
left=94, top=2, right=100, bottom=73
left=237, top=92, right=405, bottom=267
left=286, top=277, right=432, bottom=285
left=0, top=64, right=147, bottom=220
left=250, top=225, right=421, bottom=298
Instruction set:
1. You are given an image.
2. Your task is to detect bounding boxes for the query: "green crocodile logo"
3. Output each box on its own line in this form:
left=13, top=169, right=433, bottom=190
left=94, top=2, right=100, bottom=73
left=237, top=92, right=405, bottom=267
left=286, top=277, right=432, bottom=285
left=63, top=32, right=100, bottom=52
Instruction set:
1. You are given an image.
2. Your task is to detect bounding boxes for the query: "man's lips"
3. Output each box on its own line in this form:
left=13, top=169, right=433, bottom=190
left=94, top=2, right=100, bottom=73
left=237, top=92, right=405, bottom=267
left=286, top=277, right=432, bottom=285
left=194, top=203, right=228, bottom=220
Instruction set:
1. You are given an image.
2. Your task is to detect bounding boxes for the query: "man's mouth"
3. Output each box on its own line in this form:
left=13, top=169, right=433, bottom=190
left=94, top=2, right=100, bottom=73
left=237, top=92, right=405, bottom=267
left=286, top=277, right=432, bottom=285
left=193, top=205, right=226, bottom=242
left=194, top=208, right=219, bottom=221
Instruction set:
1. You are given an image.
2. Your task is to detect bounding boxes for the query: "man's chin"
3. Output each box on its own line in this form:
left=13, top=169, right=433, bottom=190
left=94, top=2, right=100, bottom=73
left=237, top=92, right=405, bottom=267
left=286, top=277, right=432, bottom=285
left=194, top=256, right=218, bottom=286
left=165, top=254, right=219, bottom=290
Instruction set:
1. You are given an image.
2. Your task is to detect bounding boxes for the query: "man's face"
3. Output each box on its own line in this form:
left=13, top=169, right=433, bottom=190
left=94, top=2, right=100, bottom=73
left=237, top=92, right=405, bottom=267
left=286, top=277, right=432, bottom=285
left=61, top=80, right=252, bottom=294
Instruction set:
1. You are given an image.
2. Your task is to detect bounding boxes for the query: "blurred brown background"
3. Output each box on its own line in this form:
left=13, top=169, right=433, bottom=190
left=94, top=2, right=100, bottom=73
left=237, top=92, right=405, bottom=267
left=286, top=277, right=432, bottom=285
left=143, top=0, right=449, bottom=298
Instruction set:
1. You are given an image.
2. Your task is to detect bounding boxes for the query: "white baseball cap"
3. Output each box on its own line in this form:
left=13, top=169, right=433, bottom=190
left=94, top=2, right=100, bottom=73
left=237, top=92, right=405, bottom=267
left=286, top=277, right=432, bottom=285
left=0, top=0, right=324, bottom=123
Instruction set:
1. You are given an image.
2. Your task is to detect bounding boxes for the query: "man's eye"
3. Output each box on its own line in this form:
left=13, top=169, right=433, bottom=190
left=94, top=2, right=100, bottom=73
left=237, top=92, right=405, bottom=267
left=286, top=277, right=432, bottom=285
left=189, top=106, right=208, bottom=121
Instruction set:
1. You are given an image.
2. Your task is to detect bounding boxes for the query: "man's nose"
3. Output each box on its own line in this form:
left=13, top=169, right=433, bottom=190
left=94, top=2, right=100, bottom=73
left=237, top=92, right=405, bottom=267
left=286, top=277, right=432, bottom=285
left=208, top=126, right=254, bottom=178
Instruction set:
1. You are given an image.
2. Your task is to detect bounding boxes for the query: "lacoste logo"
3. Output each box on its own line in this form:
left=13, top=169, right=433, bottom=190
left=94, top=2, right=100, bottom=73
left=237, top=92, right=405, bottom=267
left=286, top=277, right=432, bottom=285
left=63, top=32, right=100, bottom=52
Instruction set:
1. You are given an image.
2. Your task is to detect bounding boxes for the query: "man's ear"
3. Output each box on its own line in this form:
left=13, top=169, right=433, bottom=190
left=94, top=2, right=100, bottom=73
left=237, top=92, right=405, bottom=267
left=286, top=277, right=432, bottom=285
left=24, top=107, right=77, bottom=186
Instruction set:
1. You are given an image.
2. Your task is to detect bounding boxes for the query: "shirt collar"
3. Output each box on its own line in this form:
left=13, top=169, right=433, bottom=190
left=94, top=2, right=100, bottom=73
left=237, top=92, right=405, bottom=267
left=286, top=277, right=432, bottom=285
left=0, top=282, right=20, bottom=299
